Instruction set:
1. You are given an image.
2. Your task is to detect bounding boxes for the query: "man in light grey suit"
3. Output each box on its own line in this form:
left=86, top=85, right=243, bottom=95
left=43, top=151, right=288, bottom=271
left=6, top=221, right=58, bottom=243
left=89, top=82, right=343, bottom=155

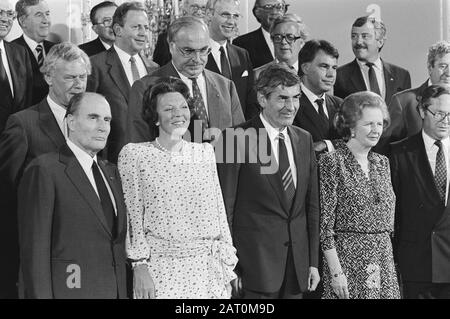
left=127, top=16, right=244, bottom=143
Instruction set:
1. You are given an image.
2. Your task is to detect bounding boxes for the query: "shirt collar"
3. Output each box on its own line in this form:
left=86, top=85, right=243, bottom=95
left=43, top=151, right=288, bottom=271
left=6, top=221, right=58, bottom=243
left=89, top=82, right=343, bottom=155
left=301, top=82, right=325, bottom=102
left=357, top=57, right=382, bottom=70
left=210, top=39, right=226, bottom=52
left=99, top=38, right=112, bottom=50
left=114, top=44, right=138, bottom=65
left=173, top=61, right=205, bottom=83
left=23, top=33, right=41, bottom=50
left=0, top=40, right=5, bottom=53
left=260, top=113, right=288, bottom=142
left=422, top=130, right=450, bottom=152
left=67, top=138, right=97, bottom=170
left=47, top=95, right=66, bottom=116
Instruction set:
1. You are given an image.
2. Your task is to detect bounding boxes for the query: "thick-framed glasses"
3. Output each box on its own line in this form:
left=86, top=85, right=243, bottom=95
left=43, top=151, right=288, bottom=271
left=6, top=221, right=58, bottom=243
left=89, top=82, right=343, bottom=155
left=189, top=4, right=207, bottom=13
left=218, top=12, right=241, bottom=20
left=0, top=9, right=16, bottom=20
left=271, top=33, right=302, bottom=44
left=176, top=45, right=212, bottom=58
left=94, top=18, right=113, bottom=27
left=426, top=108, right=450, bottom=122
left=256, top=3, right=289, bottom=13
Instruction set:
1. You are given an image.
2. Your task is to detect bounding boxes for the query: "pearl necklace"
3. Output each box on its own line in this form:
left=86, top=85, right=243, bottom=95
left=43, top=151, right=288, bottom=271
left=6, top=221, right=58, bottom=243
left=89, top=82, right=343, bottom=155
left=155, top=138, right=184, bottom=154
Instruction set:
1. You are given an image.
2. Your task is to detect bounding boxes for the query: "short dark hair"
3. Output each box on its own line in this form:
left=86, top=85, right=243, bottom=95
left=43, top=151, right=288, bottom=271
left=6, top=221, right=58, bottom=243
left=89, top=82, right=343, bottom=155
left=255, top=62, right=300, bottom=97
left=352, top=16, right=386, bottom=51
left=334, top=91, right=390, bottom=141
left=90, top=1, right=117, bottom=24
left=112, top=1, right=145, bottom=28
left=66, top=92, right=106, bottom=117
left=16, top=0, right=44, bottom=25
left=298, top=39, right=339, bottom=76
left=418, top=85, right=450, bottom=112
left=142, top=77, right=192, bottom=139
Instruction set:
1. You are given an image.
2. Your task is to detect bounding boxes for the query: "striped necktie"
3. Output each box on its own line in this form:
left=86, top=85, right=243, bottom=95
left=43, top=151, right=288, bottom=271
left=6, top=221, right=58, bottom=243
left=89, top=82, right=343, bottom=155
left=278, top=132, right=295, bottom=206
left=435, top=140, right=447, bottom=203
left=36, top=44, right=44, bottom=68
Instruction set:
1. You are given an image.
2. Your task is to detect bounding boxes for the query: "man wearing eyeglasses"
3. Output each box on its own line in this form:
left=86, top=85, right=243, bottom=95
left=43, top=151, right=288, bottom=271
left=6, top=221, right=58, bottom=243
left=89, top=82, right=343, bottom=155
left=12, top=0, right=54, bottom=105
left=87, top=1, right=159, bottom=164
left=79, top=1, right=117, bottom=57
left=205, top=0, right=258, bottom=120
left=233, top=0, right=288, bottom=69
left=390, top=85, right=450, bottom=299
left=127, top=16, right=244, bottom=144
left=153, top=0, right=207, bottom=66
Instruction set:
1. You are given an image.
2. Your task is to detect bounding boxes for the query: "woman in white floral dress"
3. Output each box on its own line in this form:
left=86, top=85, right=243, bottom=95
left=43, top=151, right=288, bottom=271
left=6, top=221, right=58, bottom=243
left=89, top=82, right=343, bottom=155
left=319, top=92, right=400, bottom=299
left=118, top=77, right=237, bottom=299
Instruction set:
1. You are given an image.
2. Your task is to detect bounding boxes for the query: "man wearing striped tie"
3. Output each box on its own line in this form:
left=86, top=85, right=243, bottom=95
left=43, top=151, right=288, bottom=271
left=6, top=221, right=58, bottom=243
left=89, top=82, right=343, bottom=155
left=217, top=63, right=320, bottom=299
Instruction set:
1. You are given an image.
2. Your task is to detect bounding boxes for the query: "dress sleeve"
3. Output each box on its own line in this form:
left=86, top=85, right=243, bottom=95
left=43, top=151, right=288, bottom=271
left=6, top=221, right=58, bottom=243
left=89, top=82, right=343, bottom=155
left=118, top=144, right=150, bottom=262
left=319, top=153, right=339, bottom=251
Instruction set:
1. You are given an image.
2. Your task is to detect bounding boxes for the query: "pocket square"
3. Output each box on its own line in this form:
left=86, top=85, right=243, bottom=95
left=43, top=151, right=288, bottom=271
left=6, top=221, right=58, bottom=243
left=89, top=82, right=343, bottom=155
left=241, top=70, right=249, bottom=77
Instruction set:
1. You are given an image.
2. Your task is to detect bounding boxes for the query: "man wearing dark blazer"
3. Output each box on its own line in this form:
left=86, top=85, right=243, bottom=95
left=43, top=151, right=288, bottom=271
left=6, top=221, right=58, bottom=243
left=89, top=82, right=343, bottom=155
left=390, top=85, right=450, bottom=299
left=232, top=0, right=287, bottom=68
left=0, top=42, right=90, bottom=299
left=217, top=63, right=320, bottom=299
left=295, top=40, right=342, bottom=155
left=0, top=0, right=33, bottom=134
left=79, top=1, right=117, bottom=57
left=13, top=0, right=55, bottom=105
left=205, top=0, right=258, bottom=120
left=18, top=93, right=127, bottom=299
left=127, top=16, right=244, bottom=144
left=334, top=16, right=411, bottom=105
left=87, top=2, right=159, bottom=163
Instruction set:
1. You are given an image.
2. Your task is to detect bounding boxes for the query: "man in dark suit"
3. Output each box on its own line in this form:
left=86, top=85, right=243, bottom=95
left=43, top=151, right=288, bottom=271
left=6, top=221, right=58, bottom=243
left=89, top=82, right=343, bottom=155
left=217, top=63, right=320, bottom=299
left=295, top=40, right=342, bottom=158
left=334, top=16, right=411, bottom=104
left=0, top=0, right=33, bottom=134
left=205, top=0, right=258, bottom=120
left=18, top=92, right=127, bottom=299
left=233, top=0, right=287, bottom=68
left=152, top=0, right=207, bottom=66
left=127, top=16, right=244, bottom=144
left=13, top=0, right=55, bottom=105
left=79, top=1, right=117, bottom=57
left=87, top=1, right=159, bottom=163
left=0, top=42, right=90, bottom=299
left=390, top=85, right=450, bottom=299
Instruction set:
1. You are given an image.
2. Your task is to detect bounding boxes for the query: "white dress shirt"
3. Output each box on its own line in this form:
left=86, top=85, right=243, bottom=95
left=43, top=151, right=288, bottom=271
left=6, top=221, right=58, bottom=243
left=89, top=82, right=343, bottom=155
left=66, top=139, right=117, bottom=214
left=23, top=33, right=45, bottom=62
left=0, top=40, right=14, bottom=97
left=260, top=113, right=297, bottom=187
left=100, top=39, right=112, bottom=50
left=47, top=96, right=67, bottom=138
left=423, top=130, right=450, bottom=205
left=114, top=45, right=147, bottom=86
left=210, top=39, right=229, bottom=74
left=261, top=27, right=275, bottom=60
left=356, top=57, right=386, bottom=100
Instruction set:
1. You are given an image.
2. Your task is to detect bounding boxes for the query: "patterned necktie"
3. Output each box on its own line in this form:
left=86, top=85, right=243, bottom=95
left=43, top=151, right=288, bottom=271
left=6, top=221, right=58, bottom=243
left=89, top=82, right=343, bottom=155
left=278, top=132, right=295, bottom=206
left=92, top=161, right=116, bottom=236
left=366, top=62, right=381, bottom=95
left=129, top=56, right=140, bottom=83
left=36, top=44, right=44, bottom=68
left=315, top=98, right=327, bottom=120
left=0, top=48, right=12, bottom=99
left=219, top=46, right=232, bottom=80
left=435, top=140, right=447, bottom=203
left=190, top=77, right=209, bottom=131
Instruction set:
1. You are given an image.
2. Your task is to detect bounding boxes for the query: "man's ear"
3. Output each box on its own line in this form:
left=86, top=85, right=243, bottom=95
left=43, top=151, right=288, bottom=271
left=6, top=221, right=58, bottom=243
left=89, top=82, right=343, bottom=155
left=257, top=92, right=267, bottom=109
left=300, top=62, right=310, bottom=76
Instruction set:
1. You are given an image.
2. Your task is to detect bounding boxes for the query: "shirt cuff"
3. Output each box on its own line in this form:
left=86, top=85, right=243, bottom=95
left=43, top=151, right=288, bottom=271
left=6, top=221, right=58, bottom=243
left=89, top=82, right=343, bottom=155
left=324, top=140, right=334, bottom=152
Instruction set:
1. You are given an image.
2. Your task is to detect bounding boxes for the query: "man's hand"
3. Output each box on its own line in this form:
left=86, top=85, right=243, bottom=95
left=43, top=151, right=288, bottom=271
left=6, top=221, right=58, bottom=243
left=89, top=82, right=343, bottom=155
left=133, top=264, right=155, bottom=299
left=313, top=141, right=327, bottom=153
left=308, top=266, right=320, bottom=291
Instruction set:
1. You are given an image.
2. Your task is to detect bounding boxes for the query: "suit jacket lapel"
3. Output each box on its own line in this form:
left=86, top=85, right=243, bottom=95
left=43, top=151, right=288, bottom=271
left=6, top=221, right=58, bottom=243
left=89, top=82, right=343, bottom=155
left=300, top=93, right=329, bottom=138
left=106, top=48, right=131, bottom=101
left=350, top=59, right=367, bottom=92
left=206, top=53, right=220, bottom=74
left=3, top=43, right=18, bottom=103
left=288, top=126, right=306, bottom=216
left=226, top=44, right=240, bottom=79
left=257, top=27, right=274, bottom=60
left=38, top=100, right=66, bottom=148
left=139, top=52, right=158, bottom=74
left=204, top=70, right=222, bottom=128
left=382, top=60, right=395, bottom=101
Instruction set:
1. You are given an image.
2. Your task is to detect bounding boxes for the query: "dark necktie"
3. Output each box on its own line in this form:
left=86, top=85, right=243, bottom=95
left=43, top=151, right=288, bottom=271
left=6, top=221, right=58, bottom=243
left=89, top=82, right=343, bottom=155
left=315, top=98, right=327, bottom=120
left=278, top=132, right=295, bottom=207
left=219, top=46, right=232, bottom=80
left=0, top=48, right=12, bottom=99
left=36, top=44, right=44, bottom=68
left=190, top=77, right=209, bottom=134
left=366, top=62, right=381, bottom=95
left=435, top=140, right=447, bottom=203
left=130, top=56, right=140, bottom=83
left=92, top=161, right=116, bottom=235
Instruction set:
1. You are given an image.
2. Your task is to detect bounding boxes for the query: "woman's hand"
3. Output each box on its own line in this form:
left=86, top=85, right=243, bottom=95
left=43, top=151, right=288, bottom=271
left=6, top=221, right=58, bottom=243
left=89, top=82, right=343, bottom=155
left=133, top=264, right=155, bottom=299
left=331, top=272, right=349, bottom=299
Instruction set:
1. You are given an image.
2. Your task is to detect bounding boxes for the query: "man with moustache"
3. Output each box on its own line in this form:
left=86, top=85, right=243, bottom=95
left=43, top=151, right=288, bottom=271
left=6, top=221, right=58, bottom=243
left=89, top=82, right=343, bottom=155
left=152, top=0, right=207, bottom=66
left=334, top=16, right=411, bottom=104
left=294, top=39, right=342, bottom=155
left=0, top=0, right=33, bottom=135
left=390, top=85, right=450, bottom=299
left=18, top=93, right=128, bottom=299
left=13, top=0, right=55, bottom=105
left=0, top=42, right=90, bottom=299
left=233, top=0, right=288, bottom=68
left=206, top=0, right=258, bottom=120
left=127, top=16, right=244, bottom=144
left=87, top=1, right=159, bottom=163
left=79, top=1, right=117, bottom=57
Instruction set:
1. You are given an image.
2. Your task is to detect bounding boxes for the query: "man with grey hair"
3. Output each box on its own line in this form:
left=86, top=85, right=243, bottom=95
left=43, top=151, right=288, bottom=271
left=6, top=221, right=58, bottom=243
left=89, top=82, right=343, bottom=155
left=0, top=42, right=90, bottom=299
left=233, top=0, right=288, bottom=68
left=334, top=16, right=411, bottom=105
left=205, top=0, right=258, bottom=119
left=12, top=0, right=55, bottom=105
left=254, top=13, right=307, bottom=80
left=127, top=16, right=244, bottom=143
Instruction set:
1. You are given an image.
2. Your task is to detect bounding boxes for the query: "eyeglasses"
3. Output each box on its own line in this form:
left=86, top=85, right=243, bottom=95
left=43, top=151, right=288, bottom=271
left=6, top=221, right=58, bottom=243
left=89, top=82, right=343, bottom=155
left=94, top=18, right=113, bottom=27
left=176, top=45, right=211, bottom=58
left=0, top=9, right=16, bottom=20
left=255, top=3, right=289, bottom=12
left=218, top=12, right=241, bottom=20
left=426, top=108, right=450, bottom=122
left=189, top=4, right=207, bottom=13
left=271, top=33, right=302, bottom=44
